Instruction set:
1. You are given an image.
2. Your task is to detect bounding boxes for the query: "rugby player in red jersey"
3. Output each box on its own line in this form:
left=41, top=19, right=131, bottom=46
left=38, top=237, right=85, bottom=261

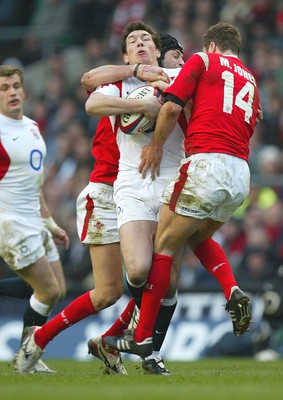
left=105, top=21, right=259, bottom=357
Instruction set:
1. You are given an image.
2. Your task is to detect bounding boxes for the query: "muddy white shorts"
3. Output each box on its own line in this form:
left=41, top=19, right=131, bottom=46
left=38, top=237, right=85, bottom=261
left=0, top=212, right=59, bottom=271
left=114, top=169, right=179, bottom=229
left=76, top=182, right=119, bottom=245
left=161, top=153, right=250, bottom=222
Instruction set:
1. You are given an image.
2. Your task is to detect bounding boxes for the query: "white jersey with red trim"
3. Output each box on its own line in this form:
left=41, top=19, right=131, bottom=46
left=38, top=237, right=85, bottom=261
left=93, top=68, right=186, bottom=173
left=0, top=114, right=46, bottom=214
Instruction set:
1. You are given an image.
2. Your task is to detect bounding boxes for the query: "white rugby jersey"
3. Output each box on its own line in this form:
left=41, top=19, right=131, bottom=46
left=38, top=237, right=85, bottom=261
left=0, top=114, right=46, bottom=214
left=93, top=68, right=186, bottom=173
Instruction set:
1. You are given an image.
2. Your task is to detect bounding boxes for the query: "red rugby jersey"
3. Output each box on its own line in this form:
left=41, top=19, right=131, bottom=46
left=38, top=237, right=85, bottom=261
left=164, top=52, right=260, bottom=161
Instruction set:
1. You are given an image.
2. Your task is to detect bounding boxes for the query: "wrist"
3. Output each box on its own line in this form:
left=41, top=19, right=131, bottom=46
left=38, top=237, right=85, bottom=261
left=133, top=63, right=141, bottom=78
left=42, top=217, right=59, bottom=233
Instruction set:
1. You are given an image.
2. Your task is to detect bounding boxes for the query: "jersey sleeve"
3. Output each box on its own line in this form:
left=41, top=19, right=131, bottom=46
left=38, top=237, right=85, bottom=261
left=164, top=52, right=207, bottom=105
left=92, top=82, right=121, bottom=97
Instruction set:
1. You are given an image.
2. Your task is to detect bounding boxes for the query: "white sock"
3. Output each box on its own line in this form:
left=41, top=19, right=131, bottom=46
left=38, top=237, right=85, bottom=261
left=229, top=286, right=239, bottom=300
left=30, top=294, right=52, bottom=317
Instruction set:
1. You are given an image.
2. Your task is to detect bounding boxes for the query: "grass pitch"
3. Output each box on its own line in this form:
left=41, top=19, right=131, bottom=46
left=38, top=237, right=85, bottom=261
left=1, top=358, right=282, bottom=400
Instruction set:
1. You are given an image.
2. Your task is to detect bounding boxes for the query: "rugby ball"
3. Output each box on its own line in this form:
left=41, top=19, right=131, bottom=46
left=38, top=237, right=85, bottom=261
left=119, top=85, right=162, bottom=135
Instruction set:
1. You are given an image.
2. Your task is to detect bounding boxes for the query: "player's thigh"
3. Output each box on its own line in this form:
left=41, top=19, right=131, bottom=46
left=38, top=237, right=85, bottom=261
left=119, top=220, right=156, bottom=279
left=155, top=204, right=202, bottom=256
left=89, top=242, right=123, bottom=290
left=0, top=213, right=45, bottom=271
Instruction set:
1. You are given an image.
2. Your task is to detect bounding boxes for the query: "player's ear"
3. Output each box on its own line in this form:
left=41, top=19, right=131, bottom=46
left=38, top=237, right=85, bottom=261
left=123, top=53, right=129, bottom=64
left=156, top=49, right=161, bottom=59
left=208, top=42, right=216, bottom=53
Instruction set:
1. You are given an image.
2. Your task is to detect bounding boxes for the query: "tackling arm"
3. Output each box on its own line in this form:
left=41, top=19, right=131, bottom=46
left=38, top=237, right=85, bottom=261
left=139, top=100, right=182, bottom=179
left=81, top=64, right=169, bottom=91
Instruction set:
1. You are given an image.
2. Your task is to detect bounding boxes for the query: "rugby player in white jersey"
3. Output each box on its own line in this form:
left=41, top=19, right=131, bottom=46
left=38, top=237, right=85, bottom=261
left=83, top=32, right=185, bottom=376
left=85, top=22, right=186, bottom=375
left=0, top=65, right=69, bottom=373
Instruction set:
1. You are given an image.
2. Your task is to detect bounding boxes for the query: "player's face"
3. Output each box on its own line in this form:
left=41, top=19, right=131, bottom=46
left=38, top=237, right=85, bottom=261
left=123, top=30, right=160, bottom=66
left=0, top=74, right=25, bottom=120
left=162, top=50, right=184, bottom=68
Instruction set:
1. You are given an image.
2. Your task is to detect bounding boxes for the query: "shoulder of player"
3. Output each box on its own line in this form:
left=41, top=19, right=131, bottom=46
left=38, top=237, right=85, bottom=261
left=23, top=115, right=35, bottom=124
left=176, top=52, right=211, bottom=72
left=23, top=115, right=45, bottom=138
left=23, top=115, right=41, bottom=129
left=162, top=67, right=182, bottom=79
left=0, top=114, right=35, bottom=126
left=189, top=52, right=242, bottom=71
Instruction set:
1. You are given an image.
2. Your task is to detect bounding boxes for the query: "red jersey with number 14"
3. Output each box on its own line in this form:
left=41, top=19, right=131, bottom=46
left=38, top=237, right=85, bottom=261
left=164, top=52, right=260, bottom=161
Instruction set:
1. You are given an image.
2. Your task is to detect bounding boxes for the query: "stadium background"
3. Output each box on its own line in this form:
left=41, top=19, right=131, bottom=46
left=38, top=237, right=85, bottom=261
left=1, top=0, right=283, bottom=362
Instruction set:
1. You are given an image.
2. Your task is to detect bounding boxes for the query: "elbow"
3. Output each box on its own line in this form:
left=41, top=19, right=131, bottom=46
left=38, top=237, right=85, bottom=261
left=85, top=98, right=100, bottom=116
left=85, top=98, right=93, bottom=115
left=81, top=73, right=88, bottom=89
left=81, top=72, right=97, bottom=91
left=85, top=102, right=94, bottom=116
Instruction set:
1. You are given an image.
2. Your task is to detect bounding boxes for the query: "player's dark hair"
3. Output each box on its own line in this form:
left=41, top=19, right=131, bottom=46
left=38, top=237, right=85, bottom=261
left=0, top=65, right=24, bottom=84
left=121, top=20, right=162, bottom=54
left=203, top=22, right=241, bottom=56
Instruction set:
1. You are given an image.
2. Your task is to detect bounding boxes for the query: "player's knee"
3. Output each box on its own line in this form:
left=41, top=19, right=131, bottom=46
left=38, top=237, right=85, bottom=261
left=127, top=266, right=149, bottom=287
left=45, top=283, right=62, bottom=305
left=91, top=285, right=123, bottom=310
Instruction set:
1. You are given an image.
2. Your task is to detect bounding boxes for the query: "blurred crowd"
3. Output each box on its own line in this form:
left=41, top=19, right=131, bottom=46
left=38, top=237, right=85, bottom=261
left=1, top=0, right=283, bottom=308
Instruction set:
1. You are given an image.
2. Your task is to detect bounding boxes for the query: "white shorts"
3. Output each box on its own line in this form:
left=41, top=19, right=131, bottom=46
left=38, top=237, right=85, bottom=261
left=114, top=169, right=179, bottom=229
left=161, top=153, right=250, bottom=222
left=0, top=212, right=59, bottom=271
left=76, top=182, right=119, bottom=245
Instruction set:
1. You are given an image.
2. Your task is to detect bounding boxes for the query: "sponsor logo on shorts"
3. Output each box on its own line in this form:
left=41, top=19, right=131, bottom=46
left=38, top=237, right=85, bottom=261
left=179, top=206, right=199, bottom=214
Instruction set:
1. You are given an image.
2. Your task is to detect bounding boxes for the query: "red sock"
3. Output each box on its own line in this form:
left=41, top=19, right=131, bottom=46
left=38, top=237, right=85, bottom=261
left=194, top=238, right=237, bottom=300
left=102, top=298, right=136, bottom=338
left=34, top=292, right=96, bottom=349
left=134, top=254, right=172, bottom=343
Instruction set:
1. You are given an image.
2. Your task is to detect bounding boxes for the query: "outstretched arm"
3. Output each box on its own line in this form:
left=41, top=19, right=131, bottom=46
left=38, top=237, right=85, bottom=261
left=81, top=64, right=169, bottom=92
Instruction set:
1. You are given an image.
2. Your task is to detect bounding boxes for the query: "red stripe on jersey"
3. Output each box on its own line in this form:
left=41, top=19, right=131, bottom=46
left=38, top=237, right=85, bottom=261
left=0, top=139, right=10, bottom=181
left=81, top=194, right=94, bottom=242
left=90, top=117, right=119, bottom=184
left=169, top=160, right=190, bottom=212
